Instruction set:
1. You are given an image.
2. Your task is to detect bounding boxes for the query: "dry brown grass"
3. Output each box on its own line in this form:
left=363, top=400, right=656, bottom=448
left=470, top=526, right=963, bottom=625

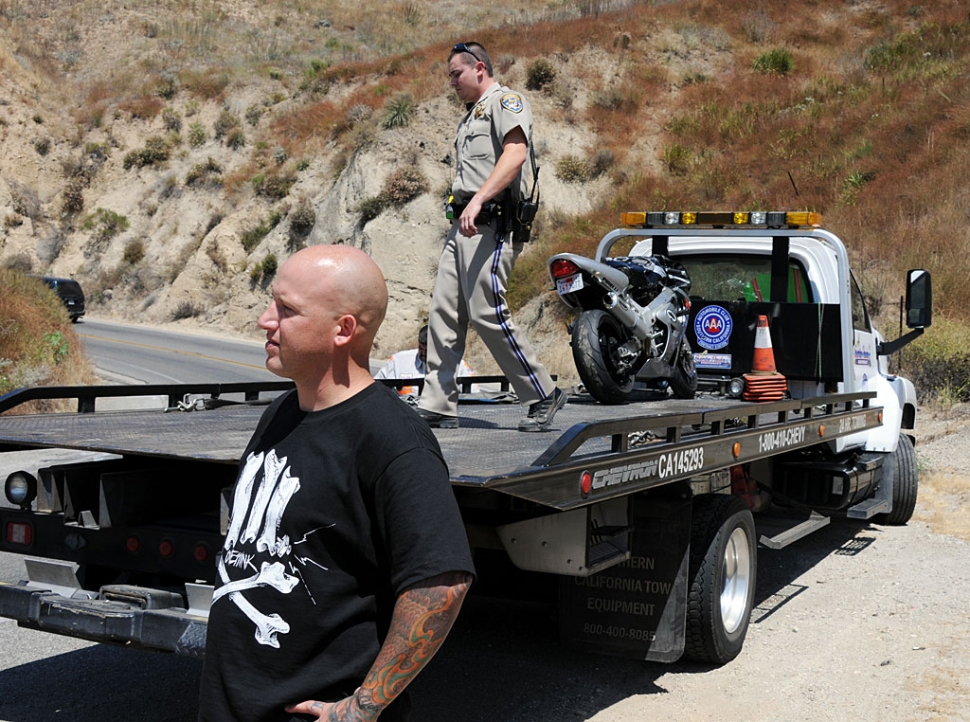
left=914, top=471, right=970, bottom=542
left=0, top=269, right=97, bottom=413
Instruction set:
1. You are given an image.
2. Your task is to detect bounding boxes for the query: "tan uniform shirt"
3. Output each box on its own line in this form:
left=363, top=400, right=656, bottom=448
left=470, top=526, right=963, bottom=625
left=452, top=83, right=533, bottom=200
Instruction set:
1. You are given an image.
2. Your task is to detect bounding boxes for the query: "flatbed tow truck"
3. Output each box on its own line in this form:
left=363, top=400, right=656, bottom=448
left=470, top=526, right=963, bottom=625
left=0, top=211, right=932, bottom=666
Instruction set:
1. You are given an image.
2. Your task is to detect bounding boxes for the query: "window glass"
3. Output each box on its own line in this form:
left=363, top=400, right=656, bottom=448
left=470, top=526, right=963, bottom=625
left=850, top=272, right=870, bottom=332
left=678, top=254, right=812, bottom=303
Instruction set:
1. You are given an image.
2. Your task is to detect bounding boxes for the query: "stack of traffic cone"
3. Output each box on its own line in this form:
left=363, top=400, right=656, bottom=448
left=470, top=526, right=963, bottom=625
left=730, top=465, right=769, bottom=511
left=742, top=315, right=788, bottom=401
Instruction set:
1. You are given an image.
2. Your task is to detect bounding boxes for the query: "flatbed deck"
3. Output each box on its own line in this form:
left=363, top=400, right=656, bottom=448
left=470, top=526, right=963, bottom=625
left=0, top=384, right=881, bottom=511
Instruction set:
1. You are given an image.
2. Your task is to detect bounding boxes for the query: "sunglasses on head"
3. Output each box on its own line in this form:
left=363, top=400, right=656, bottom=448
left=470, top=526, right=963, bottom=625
left=453, top=42, right=484, bottom=64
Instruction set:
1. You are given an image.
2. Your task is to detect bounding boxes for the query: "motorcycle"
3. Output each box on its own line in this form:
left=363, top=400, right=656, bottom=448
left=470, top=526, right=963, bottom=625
left=548, top=249, right=697, bottom=404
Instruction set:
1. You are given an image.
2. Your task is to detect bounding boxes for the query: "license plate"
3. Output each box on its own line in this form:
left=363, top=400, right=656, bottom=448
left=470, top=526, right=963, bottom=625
left=556, top=273, right=584, bottom=295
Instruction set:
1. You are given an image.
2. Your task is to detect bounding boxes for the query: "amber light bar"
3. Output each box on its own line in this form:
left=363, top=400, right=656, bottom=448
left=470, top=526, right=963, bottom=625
left=620, top=211, right=823, bottom=229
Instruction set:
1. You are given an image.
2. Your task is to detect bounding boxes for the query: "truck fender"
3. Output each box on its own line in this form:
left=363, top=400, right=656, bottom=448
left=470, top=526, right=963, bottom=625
left=841, top=373, right=915, bottom=453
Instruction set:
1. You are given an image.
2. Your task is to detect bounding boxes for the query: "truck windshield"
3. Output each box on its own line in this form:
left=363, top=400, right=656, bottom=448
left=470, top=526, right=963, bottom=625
left=678, top=255, right=812, bottom=303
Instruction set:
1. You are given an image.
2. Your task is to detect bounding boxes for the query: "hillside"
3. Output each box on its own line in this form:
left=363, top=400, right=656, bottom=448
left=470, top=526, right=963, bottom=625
left=1, top=0, right=968, bottom=389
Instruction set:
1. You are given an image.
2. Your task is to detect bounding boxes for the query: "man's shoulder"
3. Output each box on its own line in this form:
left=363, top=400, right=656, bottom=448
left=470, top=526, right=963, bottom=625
left=498, top=89, right=527, bottom=115
left=486, top=83, right=529, bottom=113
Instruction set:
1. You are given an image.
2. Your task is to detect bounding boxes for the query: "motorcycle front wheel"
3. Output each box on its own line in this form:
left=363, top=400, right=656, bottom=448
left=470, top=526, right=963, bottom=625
left=572, top=309, right=636, bottom=404
left=669, top=338, right=698, bottom=399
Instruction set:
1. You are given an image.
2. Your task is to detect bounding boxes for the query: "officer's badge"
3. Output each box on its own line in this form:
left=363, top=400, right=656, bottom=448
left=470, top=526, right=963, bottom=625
left=501, top=93, right=524, bottom=114
left=474, top=103, right=486, bottom=119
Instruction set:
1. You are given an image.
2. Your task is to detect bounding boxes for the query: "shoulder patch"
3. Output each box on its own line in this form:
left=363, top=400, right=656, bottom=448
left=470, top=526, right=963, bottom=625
left=500, top=93, right=524, bottom=114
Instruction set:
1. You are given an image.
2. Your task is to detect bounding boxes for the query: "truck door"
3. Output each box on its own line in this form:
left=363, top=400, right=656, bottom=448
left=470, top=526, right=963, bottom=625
left=849, top=272, right=878, bottom=394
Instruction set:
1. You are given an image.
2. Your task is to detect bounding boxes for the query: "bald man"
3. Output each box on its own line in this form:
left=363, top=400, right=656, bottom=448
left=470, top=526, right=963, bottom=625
left=199, top=246, right=475, bottom=722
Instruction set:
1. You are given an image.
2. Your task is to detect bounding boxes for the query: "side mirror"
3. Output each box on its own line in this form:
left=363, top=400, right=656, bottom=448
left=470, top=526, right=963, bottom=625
left=906, top=269, right=932, bottom=329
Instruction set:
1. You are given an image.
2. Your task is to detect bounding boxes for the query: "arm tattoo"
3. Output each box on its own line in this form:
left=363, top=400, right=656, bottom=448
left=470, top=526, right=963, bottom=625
left=359, top=571, right=472, bottom=713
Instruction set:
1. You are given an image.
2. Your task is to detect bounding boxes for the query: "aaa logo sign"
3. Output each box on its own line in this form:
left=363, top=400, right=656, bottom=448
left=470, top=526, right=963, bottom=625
left=694, top=305, right=733, bottom=350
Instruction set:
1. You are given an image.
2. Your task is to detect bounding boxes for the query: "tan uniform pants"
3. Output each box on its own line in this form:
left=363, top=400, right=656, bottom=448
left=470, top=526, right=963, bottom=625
left=420, top=220, right=554, bottom=416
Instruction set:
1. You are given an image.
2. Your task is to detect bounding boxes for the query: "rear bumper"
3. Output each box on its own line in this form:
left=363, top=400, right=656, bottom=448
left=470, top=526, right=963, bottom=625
left=0, top=581, right=208, bottom=657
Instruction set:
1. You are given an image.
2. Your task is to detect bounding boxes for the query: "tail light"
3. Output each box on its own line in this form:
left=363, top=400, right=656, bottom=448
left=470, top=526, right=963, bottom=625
left=550, top=259, right=581, bottom=279
left=193, top=543, right=211, bottom=563
left=5, top=521, right=33, bottom=546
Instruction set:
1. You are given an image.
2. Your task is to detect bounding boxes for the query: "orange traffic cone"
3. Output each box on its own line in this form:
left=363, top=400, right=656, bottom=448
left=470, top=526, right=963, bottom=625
left=743, top=315, right=788, bottom=401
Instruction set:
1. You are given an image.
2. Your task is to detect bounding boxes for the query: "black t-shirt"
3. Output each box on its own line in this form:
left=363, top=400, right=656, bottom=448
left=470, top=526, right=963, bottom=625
left=199, top=383, right=475, bottom=722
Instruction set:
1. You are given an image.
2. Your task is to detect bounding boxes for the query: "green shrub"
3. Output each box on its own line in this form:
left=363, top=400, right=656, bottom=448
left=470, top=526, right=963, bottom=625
left=662, top=143, right=693, bottom=175
left=62, top=178, right=85, bottom=215
left=555, top=155, right=592, bottom=183
left=81, top=208, right=129, bottom=242
left=240, top=222, right=270, bottom=252
left=123, top=239, right=146, bottom=265
left=289, top=200, right=316, bottom=243
left=44, top=331, right=69, bottom=364
left=267, top=208, right=285, bottom=229
left=188, top=121, right=207, bottom=147
left=257, top=172, right=296, bottom=200
left=526, top=58, right=557, bottom=91
left=213, top=110, right=241, bottom=139
left=122, top=136, right=170, bottom=169
left=382, top=93, right=416, bottom=129
left=226, top=128, right=246, bottom=149
left=155, top=75, right=178, bottom=100
left=172, top=300, right=202, bottom=320
left=753, top=47, right=795, bottom=75
left=358, top=196, right=386, bottom=224
left=185, top=157, right=223, bottom=187
left=260, top=253, right=278, bottom=278
left=903, top=317, right=970, bottom=401
left=162, top=107, right=182, bottom=133
left=246, top=104, right=263, bottom=127
left=240, top=210, right=284, bottom=253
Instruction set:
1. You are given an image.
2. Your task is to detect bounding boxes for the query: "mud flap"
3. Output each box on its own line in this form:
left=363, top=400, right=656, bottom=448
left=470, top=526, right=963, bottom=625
left=558, top=483, right=691, bottom=661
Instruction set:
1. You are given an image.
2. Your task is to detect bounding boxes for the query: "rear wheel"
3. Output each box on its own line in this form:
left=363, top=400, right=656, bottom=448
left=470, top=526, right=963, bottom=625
left=668, top=339, right=698, bottom=399
left=875, top=433, right=918, bottom=525
left=571, top=309, right=636, bottom=404
left=685, top=495, right=757, bottom=664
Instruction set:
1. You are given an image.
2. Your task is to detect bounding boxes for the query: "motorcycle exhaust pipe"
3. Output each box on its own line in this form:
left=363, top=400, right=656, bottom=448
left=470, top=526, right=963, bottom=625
left=602, top=293, right=649, bottom=339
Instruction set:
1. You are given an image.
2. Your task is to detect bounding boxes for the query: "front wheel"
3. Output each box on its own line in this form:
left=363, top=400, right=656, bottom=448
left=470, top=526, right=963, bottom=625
left=571, top=309, right=636, bottom=405
left=875, top=433, right=918, bottom=525
left=668, top=338, right=698, bottom=399
left=685, top=495, right=757, bottom=664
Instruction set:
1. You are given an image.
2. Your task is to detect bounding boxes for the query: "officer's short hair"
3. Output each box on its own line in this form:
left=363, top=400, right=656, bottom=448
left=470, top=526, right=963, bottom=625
left=450, top=41, right=494, bottom=77
left=418, top=325, right=429, bottom=345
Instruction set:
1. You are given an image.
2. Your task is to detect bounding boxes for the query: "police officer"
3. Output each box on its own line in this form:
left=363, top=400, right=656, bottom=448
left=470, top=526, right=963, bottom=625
left=418, top=41, right=566, bottom=432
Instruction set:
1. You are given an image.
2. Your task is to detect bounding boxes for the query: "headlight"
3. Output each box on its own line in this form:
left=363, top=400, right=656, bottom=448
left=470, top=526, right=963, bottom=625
left=728, top=377, right=746, bottom=398
left=5, top=471, right=38, bottom=508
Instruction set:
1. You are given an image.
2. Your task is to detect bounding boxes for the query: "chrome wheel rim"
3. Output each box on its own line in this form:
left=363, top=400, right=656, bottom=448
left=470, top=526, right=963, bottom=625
left=720, top=526, right=752, bottom=635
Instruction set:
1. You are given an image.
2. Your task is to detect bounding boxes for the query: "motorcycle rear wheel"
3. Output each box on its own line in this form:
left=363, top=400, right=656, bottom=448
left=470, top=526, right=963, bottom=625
left=669, top=338, right=698, bottom=399
left=572, top=309, right=635, bottom=404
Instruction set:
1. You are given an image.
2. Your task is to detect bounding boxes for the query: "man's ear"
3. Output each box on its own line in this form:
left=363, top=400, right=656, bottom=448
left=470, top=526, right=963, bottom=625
left=332, top=314, right=358, bottom=348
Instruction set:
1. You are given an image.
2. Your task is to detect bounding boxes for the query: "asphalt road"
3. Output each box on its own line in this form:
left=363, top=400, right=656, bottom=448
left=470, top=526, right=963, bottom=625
left=76, top=318, right=277, bottom=385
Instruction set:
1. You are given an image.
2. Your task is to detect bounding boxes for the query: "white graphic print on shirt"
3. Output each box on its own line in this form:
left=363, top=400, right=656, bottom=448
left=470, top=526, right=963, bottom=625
left=214, top=450, right=308, bottom=648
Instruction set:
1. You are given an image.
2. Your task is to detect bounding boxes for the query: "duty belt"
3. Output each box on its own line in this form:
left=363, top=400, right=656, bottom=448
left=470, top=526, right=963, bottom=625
left=448, top=198, right=503, bottom=225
